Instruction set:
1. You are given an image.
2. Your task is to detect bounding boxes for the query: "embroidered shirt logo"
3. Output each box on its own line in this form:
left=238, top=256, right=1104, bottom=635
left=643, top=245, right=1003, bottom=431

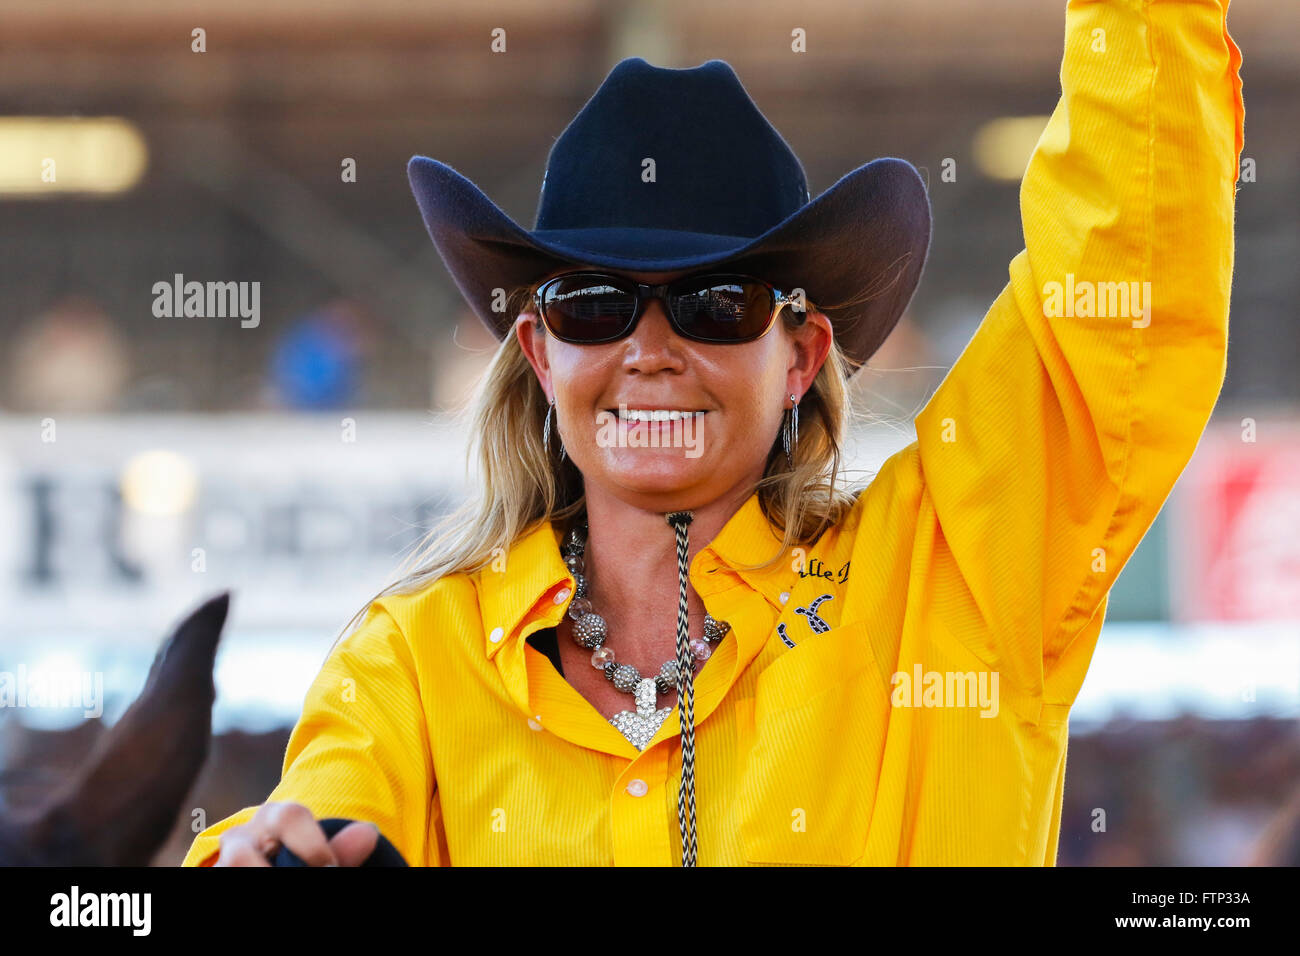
left=776, top=593, right=835, bottom=648
left=794, top=594, right=834, bottom=633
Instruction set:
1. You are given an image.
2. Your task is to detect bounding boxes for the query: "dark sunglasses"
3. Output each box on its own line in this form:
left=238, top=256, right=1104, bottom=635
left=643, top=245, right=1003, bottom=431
left=532, top=271, right=805, bottom=345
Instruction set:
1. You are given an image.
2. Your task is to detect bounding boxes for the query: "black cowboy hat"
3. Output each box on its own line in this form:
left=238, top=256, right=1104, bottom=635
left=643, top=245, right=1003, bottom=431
left=407, top=56, right=931, bottom=372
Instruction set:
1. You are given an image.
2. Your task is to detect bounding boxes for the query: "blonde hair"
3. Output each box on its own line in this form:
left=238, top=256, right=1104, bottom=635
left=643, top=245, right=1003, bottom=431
left=332, top=279, right=876, bottom=647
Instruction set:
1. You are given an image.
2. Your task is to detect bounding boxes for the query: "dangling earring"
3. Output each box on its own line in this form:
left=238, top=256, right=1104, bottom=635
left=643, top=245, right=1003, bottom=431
left=543, top=397, right=567, bottom=462
left=781, top=392, right=799, bottom=468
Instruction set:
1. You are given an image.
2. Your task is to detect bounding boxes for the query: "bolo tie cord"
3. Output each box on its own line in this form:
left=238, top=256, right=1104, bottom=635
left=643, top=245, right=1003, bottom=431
left=665, top=510, right=698, bottom=867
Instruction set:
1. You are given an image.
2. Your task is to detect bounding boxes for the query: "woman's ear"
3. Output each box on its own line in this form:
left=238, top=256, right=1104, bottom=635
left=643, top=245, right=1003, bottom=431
left=786, top=309, right=834, bottom=399
left=515, top=311, right=553, bottom=399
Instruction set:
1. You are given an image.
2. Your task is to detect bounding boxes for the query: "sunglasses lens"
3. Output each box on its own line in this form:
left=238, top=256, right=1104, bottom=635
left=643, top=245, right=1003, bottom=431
left=670, top=277, right=775, bottom=342
left=538, top=273, right=778, bottom=344
left=540, top=276, right=638, bottom=342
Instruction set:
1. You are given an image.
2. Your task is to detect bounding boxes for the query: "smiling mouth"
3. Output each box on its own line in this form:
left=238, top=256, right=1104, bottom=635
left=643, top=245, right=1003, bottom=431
left=604, top=407, right=709, bottom=423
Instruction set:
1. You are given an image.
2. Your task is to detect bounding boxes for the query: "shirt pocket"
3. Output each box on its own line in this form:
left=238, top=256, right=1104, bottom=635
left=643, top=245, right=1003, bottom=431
left=733, top=619, right=888, bottom=866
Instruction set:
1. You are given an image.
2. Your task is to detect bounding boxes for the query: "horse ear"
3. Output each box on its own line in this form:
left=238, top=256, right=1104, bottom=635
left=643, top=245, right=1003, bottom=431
left=10, top=592, right=230, bottom=866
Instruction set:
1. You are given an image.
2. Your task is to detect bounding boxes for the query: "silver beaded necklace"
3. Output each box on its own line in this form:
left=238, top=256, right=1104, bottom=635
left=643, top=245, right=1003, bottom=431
left=561, top=521, right=730, bottom=751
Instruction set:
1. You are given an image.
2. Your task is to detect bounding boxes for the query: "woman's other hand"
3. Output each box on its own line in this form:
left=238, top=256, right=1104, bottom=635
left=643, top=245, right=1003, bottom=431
left=212, top=801, right=379, bottom=867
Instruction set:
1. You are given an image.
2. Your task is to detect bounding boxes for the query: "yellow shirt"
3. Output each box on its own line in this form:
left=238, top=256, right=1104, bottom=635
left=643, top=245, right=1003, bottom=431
left=183, top=0, right=1243, bottom=867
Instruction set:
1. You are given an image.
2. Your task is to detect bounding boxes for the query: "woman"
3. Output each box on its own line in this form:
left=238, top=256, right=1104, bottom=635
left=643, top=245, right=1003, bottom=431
left=185, top=0, right=1243, bottom=866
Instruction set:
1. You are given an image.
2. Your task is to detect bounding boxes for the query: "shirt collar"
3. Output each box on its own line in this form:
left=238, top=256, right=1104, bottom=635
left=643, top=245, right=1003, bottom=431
left=476, top=490, right=795, bottom=660
left=693, top=491, right=795, bottom=608
left=696, top=490, right=787, bottom=571
left=477, top=518, right=572, bottom=661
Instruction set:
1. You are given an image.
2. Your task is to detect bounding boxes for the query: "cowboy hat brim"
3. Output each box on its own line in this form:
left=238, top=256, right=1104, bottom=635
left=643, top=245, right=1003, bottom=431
left=407, top=154, right=931, bottom=371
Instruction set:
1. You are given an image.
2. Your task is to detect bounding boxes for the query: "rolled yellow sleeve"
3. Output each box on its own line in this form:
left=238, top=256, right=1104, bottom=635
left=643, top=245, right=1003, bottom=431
left=912, top=0, right=1242, bottom=701
left=182, top=601, right=438, bottom=866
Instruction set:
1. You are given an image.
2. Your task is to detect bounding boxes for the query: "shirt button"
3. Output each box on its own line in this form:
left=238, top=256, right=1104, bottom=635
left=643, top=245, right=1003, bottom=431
left=489, top=626, right=505, bottom=643
left=527, top=715, right=544, bottom=731
left=553, top=588, right=571, bottom=604
left=779, top=591, right=790, bottom=604
left=625, top=779, right=648, bottom=797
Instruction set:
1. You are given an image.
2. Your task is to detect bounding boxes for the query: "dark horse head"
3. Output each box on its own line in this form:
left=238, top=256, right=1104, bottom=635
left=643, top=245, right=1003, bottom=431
left=0, top=592, right=229, bottom=866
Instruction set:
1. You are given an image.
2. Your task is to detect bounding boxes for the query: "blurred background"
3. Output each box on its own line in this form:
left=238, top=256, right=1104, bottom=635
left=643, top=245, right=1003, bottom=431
left=0, top=0, right=1296, bottom=866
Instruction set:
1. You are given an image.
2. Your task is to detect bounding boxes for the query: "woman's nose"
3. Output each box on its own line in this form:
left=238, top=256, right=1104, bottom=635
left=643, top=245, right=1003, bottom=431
left=622, top=298, right=686, bottom=372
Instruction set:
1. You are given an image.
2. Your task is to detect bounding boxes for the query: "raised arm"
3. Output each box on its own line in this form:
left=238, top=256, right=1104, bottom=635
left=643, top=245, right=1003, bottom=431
left=910, top=0, right=1243, bottom=698
left=181, top=602, right=437, bottom=866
